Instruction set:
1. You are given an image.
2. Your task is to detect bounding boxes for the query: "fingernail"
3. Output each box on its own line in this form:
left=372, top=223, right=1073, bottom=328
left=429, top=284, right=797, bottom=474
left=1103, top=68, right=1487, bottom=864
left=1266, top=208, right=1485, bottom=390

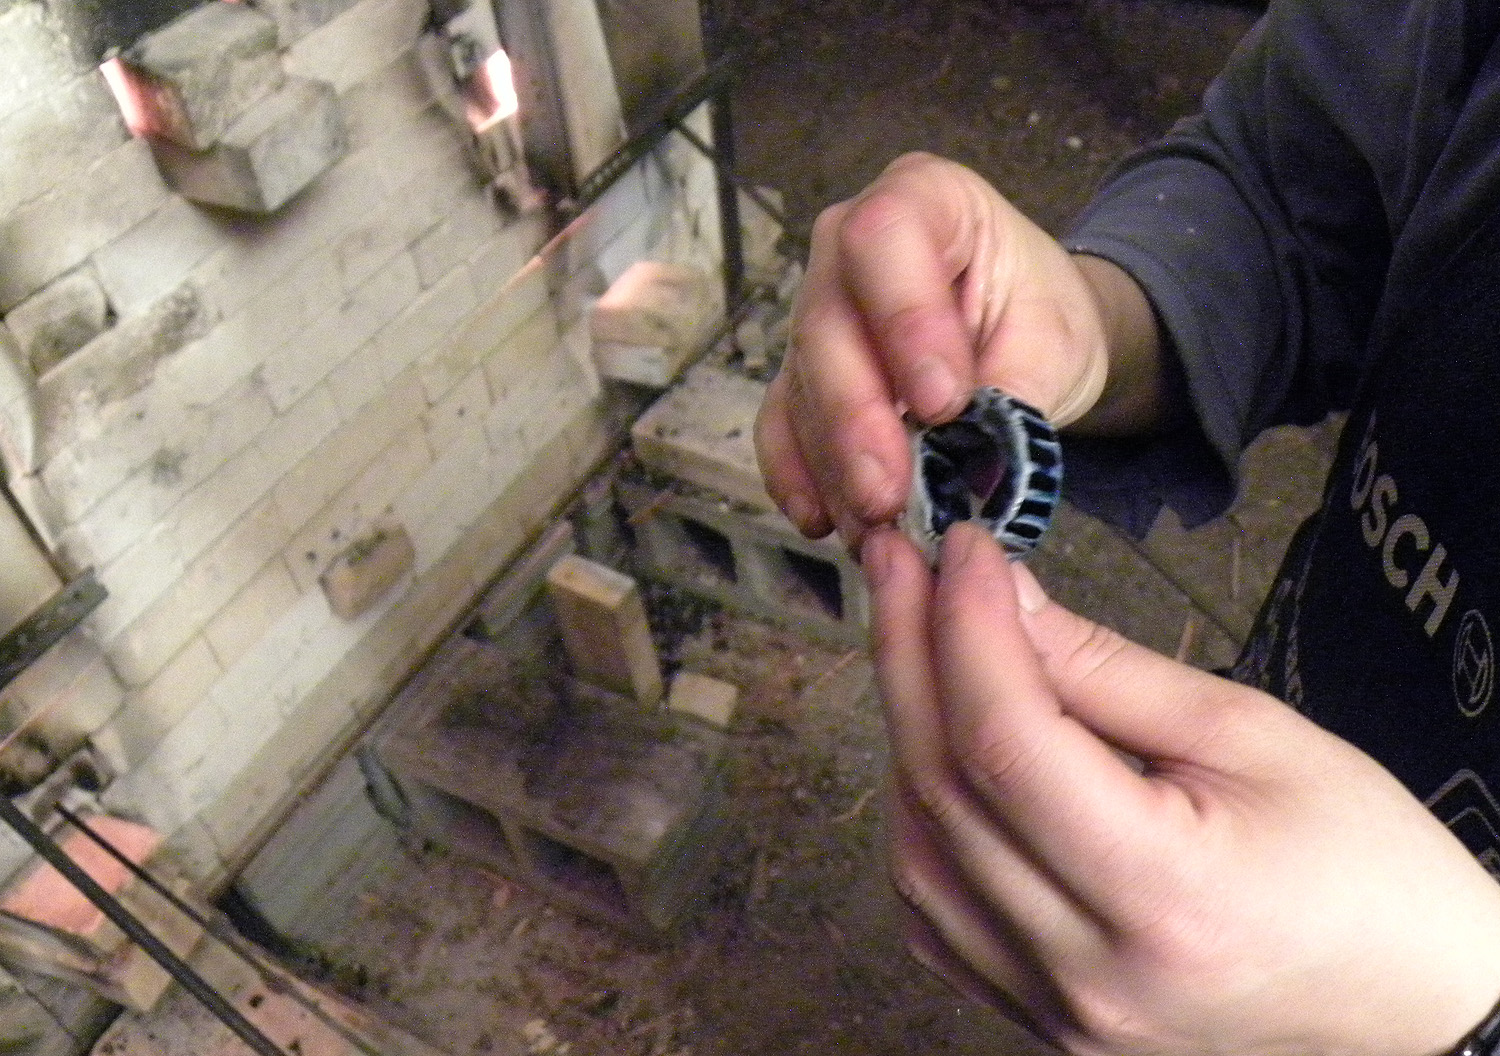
left=783, top=492, right=817, bottom=532
left=911, top=357, right=961, bottom=418
left=1012, top=562, right=1047, bottom=614
left=939, top=522, right=982, bottom=576
left=851, top=451, right=892, bottom=510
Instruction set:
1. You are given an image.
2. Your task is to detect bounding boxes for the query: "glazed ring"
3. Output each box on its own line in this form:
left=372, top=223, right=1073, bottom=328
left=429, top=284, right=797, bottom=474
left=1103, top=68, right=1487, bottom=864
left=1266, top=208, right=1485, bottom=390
left=901, top=388, right=1063, bottom=561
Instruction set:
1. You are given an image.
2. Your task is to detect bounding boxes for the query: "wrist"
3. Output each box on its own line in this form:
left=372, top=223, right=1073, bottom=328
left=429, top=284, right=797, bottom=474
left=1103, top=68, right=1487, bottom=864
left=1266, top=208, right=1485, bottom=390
left=1066, top=252, right=1170, bottom=435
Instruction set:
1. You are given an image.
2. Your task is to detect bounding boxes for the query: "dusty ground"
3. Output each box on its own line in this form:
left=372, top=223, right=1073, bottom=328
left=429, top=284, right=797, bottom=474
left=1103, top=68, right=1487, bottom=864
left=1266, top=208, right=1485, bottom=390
left=127, top=3, right=1338, bottom=1056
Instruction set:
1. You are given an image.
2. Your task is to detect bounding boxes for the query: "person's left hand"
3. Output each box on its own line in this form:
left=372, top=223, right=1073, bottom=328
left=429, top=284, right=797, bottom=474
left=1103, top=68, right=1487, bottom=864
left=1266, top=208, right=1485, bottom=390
left=863, top=521, right=1500, bottom=1056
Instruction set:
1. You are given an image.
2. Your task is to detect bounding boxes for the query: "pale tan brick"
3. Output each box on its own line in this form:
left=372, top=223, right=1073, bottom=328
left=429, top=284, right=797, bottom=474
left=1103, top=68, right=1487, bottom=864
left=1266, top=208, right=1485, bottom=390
left=107, top=637, right=223, bottom=763
left=667, top=671, right=739, bottom=728
left=547, top=555, right=663, bottom=703
left=631, top=363, right=773, bottom=511
left=319, top=521, right=416, bottom=621
left=284, top=423, right=433, bottom=592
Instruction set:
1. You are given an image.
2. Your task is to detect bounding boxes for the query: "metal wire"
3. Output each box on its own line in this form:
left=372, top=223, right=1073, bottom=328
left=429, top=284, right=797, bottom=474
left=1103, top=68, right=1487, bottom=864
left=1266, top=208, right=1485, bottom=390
left=0, top=797, right=288, bottom=1056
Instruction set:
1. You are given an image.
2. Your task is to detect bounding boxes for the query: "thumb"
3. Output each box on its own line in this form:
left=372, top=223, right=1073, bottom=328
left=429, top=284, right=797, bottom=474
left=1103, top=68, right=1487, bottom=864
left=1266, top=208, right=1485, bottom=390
left=930, top=524, right=1271, bottom=907
left=1005, top=560, right=1276, bottom=771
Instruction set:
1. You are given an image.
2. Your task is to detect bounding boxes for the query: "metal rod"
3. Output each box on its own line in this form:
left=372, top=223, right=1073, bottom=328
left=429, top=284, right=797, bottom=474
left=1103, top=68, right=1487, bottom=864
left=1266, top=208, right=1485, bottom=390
left=666, top=115, right=795, bottom=236
left=53, top=805, right=383, bottom=1056
left=569, top=52, right=739, bottom=212
left=706, top=90, right=745, bottom=309
left=0, top=797, right=288, bottom=1056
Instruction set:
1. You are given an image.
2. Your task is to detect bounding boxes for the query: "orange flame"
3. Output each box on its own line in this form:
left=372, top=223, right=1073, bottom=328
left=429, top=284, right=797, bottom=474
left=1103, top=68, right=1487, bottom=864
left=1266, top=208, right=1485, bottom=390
left=465, top=48, right=519, bottom=133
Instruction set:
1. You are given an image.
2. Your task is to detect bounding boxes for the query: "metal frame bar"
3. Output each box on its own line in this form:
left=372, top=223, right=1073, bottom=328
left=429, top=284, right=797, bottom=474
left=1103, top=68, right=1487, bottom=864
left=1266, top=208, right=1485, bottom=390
left=0, top=572, right=107, bottom=694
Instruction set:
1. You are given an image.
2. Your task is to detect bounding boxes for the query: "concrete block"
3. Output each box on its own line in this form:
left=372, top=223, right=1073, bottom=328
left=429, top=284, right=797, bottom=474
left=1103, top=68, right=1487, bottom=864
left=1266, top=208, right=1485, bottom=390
left=546, top=555, right=663, bottom=704
left=618, top=478, right=869, bottom=646
left=630, top=363, right=773, bottom=511
left=148, top=76, right=347, bottom=214
left=667, top=671, right=738, bottom=729
left=319, top=521, right=416, bottom=621
left=118, top=3, right=282, bottom=149
left=4, top=270, right=110, bottom=378
left=370, top=634, right=728, bottom=940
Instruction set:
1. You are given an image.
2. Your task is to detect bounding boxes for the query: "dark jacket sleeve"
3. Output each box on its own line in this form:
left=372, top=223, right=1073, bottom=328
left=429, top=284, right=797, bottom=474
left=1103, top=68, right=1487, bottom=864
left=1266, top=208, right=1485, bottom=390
left=1062, top=0, right=1492, bottom=532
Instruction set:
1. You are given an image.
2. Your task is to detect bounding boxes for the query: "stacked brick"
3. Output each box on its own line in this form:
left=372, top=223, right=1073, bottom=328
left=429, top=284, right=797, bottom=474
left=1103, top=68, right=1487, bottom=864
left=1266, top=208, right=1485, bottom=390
left=0, top=0, right=725, bottom=894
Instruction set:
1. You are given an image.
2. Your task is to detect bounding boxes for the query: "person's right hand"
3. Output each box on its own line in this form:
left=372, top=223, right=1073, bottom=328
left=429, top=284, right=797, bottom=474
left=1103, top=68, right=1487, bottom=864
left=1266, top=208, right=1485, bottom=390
left=754, top=152, right=1140, bottom=549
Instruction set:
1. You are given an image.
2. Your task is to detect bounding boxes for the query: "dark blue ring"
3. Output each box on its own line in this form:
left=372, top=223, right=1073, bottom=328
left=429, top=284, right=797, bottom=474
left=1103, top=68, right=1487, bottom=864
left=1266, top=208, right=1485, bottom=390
left=902, top=388, right=1063, bottom=560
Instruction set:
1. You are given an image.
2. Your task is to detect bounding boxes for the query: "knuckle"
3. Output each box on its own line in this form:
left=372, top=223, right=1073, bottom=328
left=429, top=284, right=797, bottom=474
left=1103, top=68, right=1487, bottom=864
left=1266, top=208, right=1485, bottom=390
left=952, top=733, right=1049, bottom=804
left=1058, top=622, right=1132, bottom=685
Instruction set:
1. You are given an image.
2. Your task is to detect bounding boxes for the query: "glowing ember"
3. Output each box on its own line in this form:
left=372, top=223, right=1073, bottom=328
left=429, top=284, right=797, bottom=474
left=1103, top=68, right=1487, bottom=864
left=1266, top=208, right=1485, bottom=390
left=98, top=57, right=186, bottom=142
left=465, top=48, right=519, bottom=133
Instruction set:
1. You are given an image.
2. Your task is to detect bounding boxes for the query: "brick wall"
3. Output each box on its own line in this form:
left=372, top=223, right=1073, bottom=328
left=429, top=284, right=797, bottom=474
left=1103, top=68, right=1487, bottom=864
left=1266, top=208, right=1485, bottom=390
left=0, top=0, right=722, bottom=886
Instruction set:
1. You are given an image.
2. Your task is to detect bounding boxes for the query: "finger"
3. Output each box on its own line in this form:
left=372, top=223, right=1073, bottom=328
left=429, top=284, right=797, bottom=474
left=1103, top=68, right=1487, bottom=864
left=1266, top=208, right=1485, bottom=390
left=930, top=523, right=1192, bottom=914
left=785, top=205, right=912, bottom=532
left=890, top=794, right=1060, bottom=1031
left=837, top=154, right=979, bottom=422
left=866, top=527, right=1091, bottom=956
left=754, top=370, right=834, bottom=537
left=905, top=901, right=1050, bottom=1038
left=1008, top=561, right=1278, bottom=774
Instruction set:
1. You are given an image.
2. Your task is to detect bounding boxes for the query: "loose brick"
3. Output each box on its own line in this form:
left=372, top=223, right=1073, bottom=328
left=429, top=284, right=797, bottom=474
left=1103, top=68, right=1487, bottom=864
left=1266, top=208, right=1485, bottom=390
left=119, top=2, right=283, bottom=149
left=319, top=521, right=416, bottom=621
left=667, top=671, right=739, bottom=729
left=546, top=554, right=663, bottom=703
left=591, top=260, right=713, bottom=348
left=148, top=76, right=347, bottom=214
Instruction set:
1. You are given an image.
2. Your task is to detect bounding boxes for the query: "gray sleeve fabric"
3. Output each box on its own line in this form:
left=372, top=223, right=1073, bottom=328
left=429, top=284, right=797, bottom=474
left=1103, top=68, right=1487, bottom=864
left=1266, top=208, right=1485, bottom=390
left=1061, top=0, right=1485, bottom=531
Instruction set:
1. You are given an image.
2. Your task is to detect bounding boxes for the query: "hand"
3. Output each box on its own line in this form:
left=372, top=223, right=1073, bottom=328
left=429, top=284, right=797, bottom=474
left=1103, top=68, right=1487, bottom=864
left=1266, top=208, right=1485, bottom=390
left=862, top=521, right=1500, bottom=1056
left=755, top=153, right=1139, bottom=548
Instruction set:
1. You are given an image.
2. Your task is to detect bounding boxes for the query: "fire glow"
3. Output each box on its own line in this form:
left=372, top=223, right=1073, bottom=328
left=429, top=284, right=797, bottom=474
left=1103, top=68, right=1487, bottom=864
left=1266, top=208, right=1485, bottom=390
left=98, top=57, right=156, bottom=139
left=465, top=48, right=519, bottom=133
